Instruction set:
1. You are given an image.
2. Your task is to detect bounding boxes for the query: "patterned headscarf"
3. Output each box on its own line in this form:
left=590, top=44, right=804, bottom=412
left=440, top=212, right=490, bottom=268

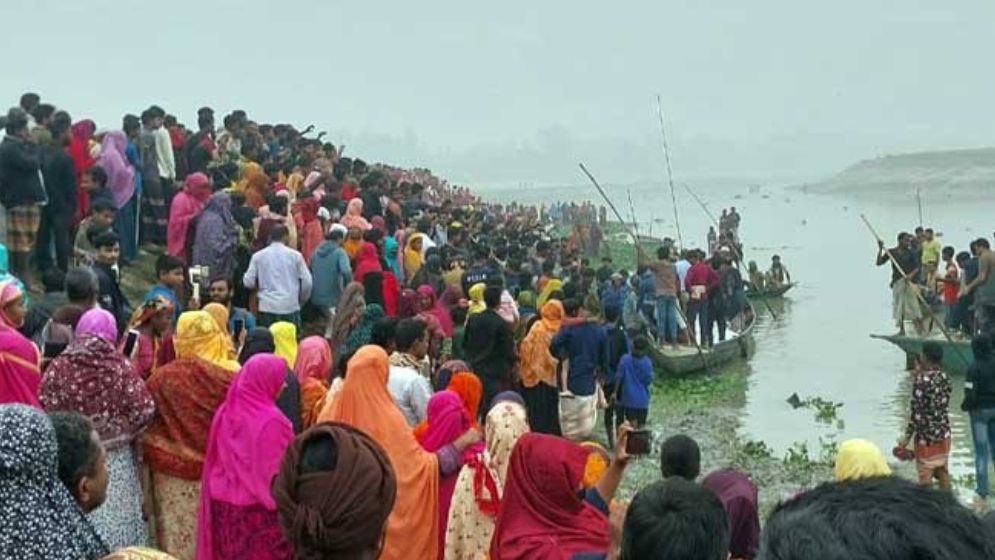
left=0, top=404, right=109, bottom=558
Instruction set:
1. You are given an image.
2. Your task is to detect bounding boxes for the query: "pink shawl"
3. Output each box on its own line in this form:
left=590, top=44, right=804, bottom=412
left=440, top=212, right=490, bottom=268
left=196, top=353, right=294, bottom=560
left=0, top=326, right=41, bottom=407
left=97, top=131, right=136, bottom=209
left=340, top=198, right=371, bottom=230
left=417, top=284, right=454, bottom=337
left=167, top=172, right=212, bottom=260
left=416, top=390, right=483, bottom=557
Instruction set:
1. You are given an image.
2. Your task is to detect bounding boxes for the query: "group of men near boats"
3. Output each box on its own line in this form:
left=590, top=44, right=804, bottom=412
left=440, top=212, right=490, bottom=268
left=877, top=226, right=995, bottom=337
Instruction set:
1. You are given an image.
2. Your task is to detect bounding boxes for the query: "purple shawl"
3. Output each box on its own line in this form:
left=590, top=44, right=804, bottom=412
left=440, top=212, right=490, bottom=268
left=98, top=131, right=136, bottom=209
left=192, top=191, right=237, bottom=279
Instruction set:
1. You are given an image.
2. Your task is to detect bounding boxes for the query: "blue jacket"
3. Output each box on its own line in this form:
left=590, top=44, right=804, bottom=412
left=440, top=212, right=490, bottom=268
left=608, top=353, right=654, bottom=409
left=309, top=240, right=352, bottom=308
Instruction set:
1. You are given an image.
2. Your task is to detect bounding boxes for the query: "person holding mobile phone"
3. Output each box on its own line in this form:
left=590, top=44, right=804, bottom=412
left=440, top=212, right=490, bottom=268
left=127, top=296, right=176, bottom=380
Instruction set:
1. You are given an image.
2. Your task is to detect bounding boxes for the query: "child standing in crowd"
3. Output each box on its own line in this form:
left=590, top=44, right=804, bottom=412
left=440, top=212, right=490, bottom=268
left=73, top=198, right=117, bottom=266
left=90, top=230, right=130, bottom=336
left=611, top=335, right=654, bottom=428
left=144, top=254, right=189, bottom=323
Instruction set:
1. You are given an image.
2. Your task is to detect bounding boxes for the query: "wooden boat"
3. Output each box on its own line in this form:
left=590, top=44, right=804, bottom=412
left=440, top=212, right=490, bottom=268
left=653, top=302, right=756, bottom=375
left=746, top=282, right=795, bottom=299
left=870, top=333, right=974, bottom=374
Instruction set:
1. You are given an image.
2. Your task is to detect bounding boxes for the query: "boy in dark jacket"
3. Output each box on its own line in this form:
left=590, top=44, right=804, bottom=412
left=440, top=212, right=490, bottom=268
left=90, top=231, right=131, bottom=337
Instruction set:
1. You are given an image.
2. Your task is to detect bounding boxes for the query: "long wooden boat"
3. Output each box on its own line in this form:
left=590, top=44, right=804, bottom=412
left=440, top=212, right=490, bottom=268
left=746, top=282, right=795, bottom=299
left=870, top=333, right=974, bottom=374
left=653, top=302, right=756, bottom=375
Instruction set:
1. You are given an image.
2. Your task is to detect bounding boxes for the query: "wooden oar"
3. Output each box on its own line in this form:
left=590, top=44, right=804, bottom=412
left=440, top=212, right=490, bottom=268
left=682, top=182, right=780, bottom=322
left=860, top=213, right=971, bottom=368
left=655, top=95, right=685, bottom=249
left=580, top=163, right=710, bottom=371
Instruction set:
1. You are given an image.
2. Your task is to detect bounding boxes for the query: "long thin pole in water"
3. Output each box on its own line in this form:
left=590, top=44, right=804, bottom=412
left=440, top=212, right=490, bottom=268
left=656, top=95, right=684, bottom=249
left=625, top=189, right=639, bottom=261
left=916, top=188, right=924, bottom=227
left=682, top=181, right=780, bottom=322
left=579, top=163, right=710, bottom=370
left=859, top=213, right=970, bottom=368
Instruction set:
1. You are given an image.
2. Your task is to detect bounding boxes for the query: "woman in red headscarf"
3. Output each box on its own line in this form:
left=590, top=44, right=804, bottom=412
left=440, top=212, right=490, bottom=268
left=0, top=280, right=40, bottom=406
left=166, top=172, right=212, bottom=263
left=352, top=241, right=383, bottom=283
left=196, top=354, right=295, bottom=560
left=293, top=196, right=323, bottom=264
left=293, top=336, right=332, bottom=428
left=69, top=120, right=96, bottom=225
left=416, top=391, right=484, bottom=559
left=490, top=432, right=632, bottom=559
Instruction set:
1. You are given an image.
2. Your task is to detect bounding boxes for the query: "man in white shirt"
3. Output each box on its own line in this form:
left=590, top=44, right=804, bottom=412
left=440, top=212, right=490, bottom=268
left=387, top=319, right=433, bottom=426
left=243, top=225, right=313, bottom=329
left=146, top=105, right=176, bottom=183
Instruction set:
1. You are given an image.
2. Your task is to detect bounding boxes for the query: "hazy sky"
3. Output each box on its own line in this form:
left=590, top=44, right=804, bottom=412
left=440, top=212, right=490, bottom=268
left=3, top=0, right=993, bottom=187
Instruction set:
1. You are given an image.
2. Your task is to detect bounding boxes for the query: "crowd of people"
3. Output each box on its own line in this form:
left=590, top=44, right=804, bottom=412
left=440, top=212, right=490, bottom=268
left=2, top=92, right=995, bottom=559
left=877, top=225, right=995, bottom=338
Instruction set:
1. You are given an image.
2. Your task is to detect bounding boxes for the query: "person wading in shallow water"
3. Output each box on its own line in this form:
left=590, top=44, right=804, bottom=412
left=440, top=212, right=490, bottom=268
left=877, top=232, right=924, bottom=336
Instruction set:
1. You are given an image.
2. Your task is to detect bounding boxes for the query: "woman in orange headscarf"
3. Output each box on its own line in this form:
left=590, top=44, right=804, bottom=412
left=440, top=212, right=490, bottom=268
left=517, top=300, right=564, bottom=435
left=236, top=162, right=270, bottom=209
left=293, top=336, right=332, bottom=428
left=413, top=371, right=482, bottom=440
left=317, top=346, right=480, bottom=559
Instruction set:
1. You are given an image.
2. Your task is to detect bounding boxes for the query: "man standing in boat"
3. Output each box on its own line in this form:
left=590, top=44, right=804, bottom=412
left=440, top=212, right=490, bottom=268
left=876, top=232, right=925, bottom=336
left=961, top=238, right=995, bottom=336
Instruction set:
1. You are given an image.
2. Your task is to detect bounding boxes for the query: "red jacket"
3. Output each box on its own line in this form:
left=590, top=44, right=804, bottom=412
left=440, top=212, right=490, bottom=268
left=684, top=262, right=719, bottom=301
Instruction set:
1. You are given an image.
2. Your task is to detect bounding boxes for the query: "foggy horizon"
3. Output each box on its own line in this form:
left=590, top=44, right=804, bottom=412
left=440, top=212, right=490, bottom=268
left=2, top=0, right=992, bottom=188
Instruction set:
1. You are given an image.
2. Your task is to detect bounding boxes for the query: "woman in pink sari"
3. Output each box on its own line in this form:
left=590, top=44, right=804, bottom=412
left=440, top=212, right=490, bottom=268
left=415, top=390, right=484, bottom=559
left=340, top=198, right=371, bottom=231
left=196, top=353, right=295, bottom=560
left=166, top=172, right=212, bottom=263
left=0, top=280, right=40, bottom=406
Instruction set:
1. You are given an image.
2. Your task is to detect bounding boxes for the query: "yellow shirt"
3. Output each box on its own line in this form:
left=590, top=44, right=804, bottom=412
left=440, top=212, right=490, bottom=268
left=921, top=239, right=941, bottom=265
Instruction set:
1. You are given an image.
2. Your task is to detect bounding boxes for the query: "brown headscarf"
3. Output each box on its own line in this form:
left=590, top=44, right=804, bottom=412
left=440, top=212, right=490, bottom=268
left=272, top=422, right=397, bottom=559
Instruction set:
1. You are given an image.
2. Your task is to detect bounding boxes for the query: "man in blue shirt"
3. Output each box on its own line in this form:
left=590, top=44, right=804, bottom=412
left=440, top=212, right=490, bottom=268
left=551, top=298, right=608, bottom=441
left=208, top=276, right=257, bottom=335
left=143, top=254, right=186, bottom=324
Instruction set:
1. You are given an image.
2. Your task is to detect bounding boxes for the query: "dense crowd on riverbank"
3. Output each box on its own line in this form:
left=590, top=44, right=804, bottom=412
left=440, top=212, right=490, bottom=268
left=2, top=93, right=995, bottom=559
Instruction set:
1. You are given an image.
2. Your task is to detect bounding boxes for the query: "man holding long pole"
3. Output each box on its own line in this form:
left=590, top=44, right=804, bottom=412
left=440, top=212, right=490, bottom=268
left=876, top=232, right=925, bottom=336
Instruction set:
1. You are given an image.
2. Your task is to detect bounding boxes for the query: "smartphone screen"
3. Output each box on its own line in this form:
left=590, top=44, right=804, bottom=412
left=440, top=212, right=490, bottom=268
left=625, top=430, right=652, bottom=455
left=122, top=329, right=140, bottom=357
left=232, top=319, right=245, bottom=340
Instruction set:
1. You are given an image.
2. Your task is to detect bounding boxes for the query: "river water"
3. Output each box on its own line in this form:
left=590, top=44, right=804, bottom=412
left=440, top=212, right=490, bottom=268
left=479, top=178, right=985, bottom=485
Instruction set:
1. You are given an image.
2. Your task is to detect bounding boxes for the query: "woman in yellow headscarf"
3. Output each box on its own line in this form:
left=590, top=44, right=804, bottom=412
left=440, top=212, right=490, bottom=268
left=404, top=233, right=427, bottom=284
left=518, top=300, right=564, bottom=434
left=141, top=311, right=241, bottom=559
left=537, top=278, right=564, bottom=308
left=202, top=302, right=237, bottom=360
left=467, top=283, right=486, bottom=315
left=834, top=438, right=892, bottom=481
left=269, top=322, right=298, bottom=368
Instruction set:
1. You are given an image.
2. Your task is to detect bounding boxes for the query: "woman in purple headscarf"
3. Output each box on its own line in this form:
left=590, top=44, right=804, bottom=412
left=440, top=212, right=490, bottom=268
left=702, top=468, right=760, bottom=560
left=192, top=191, right=237, bottom=283
left=98, top=130, right=139, bottom=262
left=40, top=308, right=156, bottom=550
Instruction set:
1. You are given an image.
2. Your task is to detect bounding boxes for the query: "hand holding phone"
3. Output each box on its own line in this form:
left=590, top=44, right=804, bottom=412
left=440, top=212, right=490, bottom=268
left=625, top=429, right=652, bottom=456
left=122, top=329, right=140, bottom=358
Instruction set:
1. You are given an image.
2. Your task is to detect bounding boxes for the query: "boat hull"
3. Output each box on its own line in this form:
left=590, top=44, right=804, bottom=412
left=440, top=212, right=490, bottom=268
left=746, top=283, right=794, bottom=299
left=870, top=334, right=974, bottom=373
left=653, top=303, right=756, bottom=374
